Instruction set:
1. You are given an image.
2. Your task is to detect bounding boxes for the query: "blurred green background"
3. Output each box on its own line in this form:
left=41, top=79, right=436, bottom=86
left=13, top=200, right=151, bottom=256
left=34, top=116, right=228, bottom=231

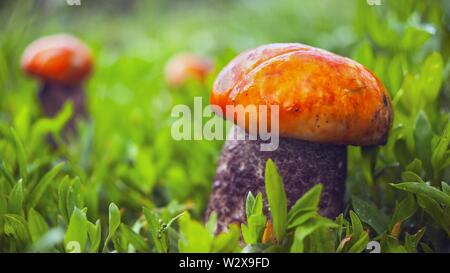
left=0, top=0, right=449, bottom=253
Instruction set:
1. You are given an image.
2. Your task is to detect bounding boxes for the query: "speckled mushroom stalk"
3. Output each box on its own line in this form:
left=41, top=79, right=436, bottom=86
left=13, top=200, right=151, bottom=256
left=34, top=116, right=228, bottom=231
left=21, top=34, right=93, bottom=134
left=207, top=126, right=347, bottom=232
left=206, top=43, right=393, bottom=232
left=37, top=82, right=86, bottom=131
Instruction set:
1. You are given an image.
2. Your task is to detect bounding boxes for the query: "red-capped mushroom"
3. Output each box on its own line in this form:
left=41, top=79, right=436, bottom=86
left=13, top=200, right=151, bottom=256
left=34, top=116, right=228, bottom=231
left=206, top=43, right=393, bottom=232
left=164, top=53, right=213, bottom=87
left=21, top=34, right=93, bottom=133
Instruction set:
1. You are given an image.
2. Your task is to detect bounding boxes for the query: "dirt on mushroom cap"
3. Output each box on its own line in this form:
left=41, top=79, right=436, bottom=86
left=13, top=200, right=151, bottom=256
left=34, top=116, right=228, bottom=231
left=210, top=43, right=393, bottom=146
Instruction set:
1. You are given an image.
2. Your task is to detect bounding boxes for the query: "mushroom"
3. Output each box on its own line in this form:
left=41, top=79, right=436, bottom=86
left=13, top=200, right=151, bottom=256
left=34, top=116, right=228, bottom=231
left=165, top=53, right=213, bottom=87
left=21, top=34, right=93, bottom=133
left=206, top=43, right=393, bottom=232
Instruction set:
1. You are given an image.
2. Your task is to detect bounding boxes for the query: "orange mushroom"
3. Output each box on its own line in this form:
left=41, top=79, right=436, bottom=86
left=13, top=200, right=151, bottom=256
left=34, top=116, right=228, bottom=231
left=206, top=43, right=393, bottom=231
left=21, top=34, right=93, bottom=133
left=164, top=53, right=213, bottom=87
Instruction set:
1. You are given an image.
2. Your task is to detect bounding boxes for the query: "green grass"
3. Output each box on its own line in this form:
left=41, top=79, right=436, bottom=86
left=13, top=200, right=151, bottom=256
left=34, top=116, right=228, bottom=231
left=0, top=0, right=449, bottom=253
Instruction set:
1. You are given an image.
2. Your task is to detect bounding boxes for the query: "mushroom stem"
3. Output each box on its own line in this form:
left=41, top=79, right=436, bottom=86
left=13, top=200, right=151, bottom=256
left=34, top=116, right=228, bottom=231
left=206, top=126, right=347, bottom=232
left=38, top=81, right=87, bottom=133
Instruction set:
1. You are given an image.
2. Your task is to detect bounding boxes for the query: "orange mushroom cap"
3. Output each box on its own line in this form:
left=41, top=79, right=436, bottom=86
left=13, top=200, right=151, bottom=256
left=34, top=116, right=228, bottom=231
left=21, top=34, right=93, bottom=85
left=165, top=53, right=213, bottom=87
left=211, top=43, right=393, bottom=146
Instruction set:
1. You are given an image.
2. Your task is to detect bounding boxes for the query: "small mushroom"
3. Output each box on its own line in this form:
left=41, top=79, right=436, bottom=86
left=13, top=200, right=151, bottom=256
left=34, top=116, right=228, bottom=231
left=164, top=53, right=213, bottom=87
left=206, top=43, right=393, bottom=232
left=21, top=34, right=93, bottom=133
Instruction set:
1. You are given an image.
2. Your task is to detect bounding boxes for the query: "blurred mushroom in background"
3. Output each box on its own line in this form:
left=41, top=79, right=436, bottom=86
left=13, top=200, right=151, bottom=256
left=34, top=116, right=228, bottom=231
left=165, top=53, right=213, bottom=88
left=21, top=33, right=93, bottom=135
